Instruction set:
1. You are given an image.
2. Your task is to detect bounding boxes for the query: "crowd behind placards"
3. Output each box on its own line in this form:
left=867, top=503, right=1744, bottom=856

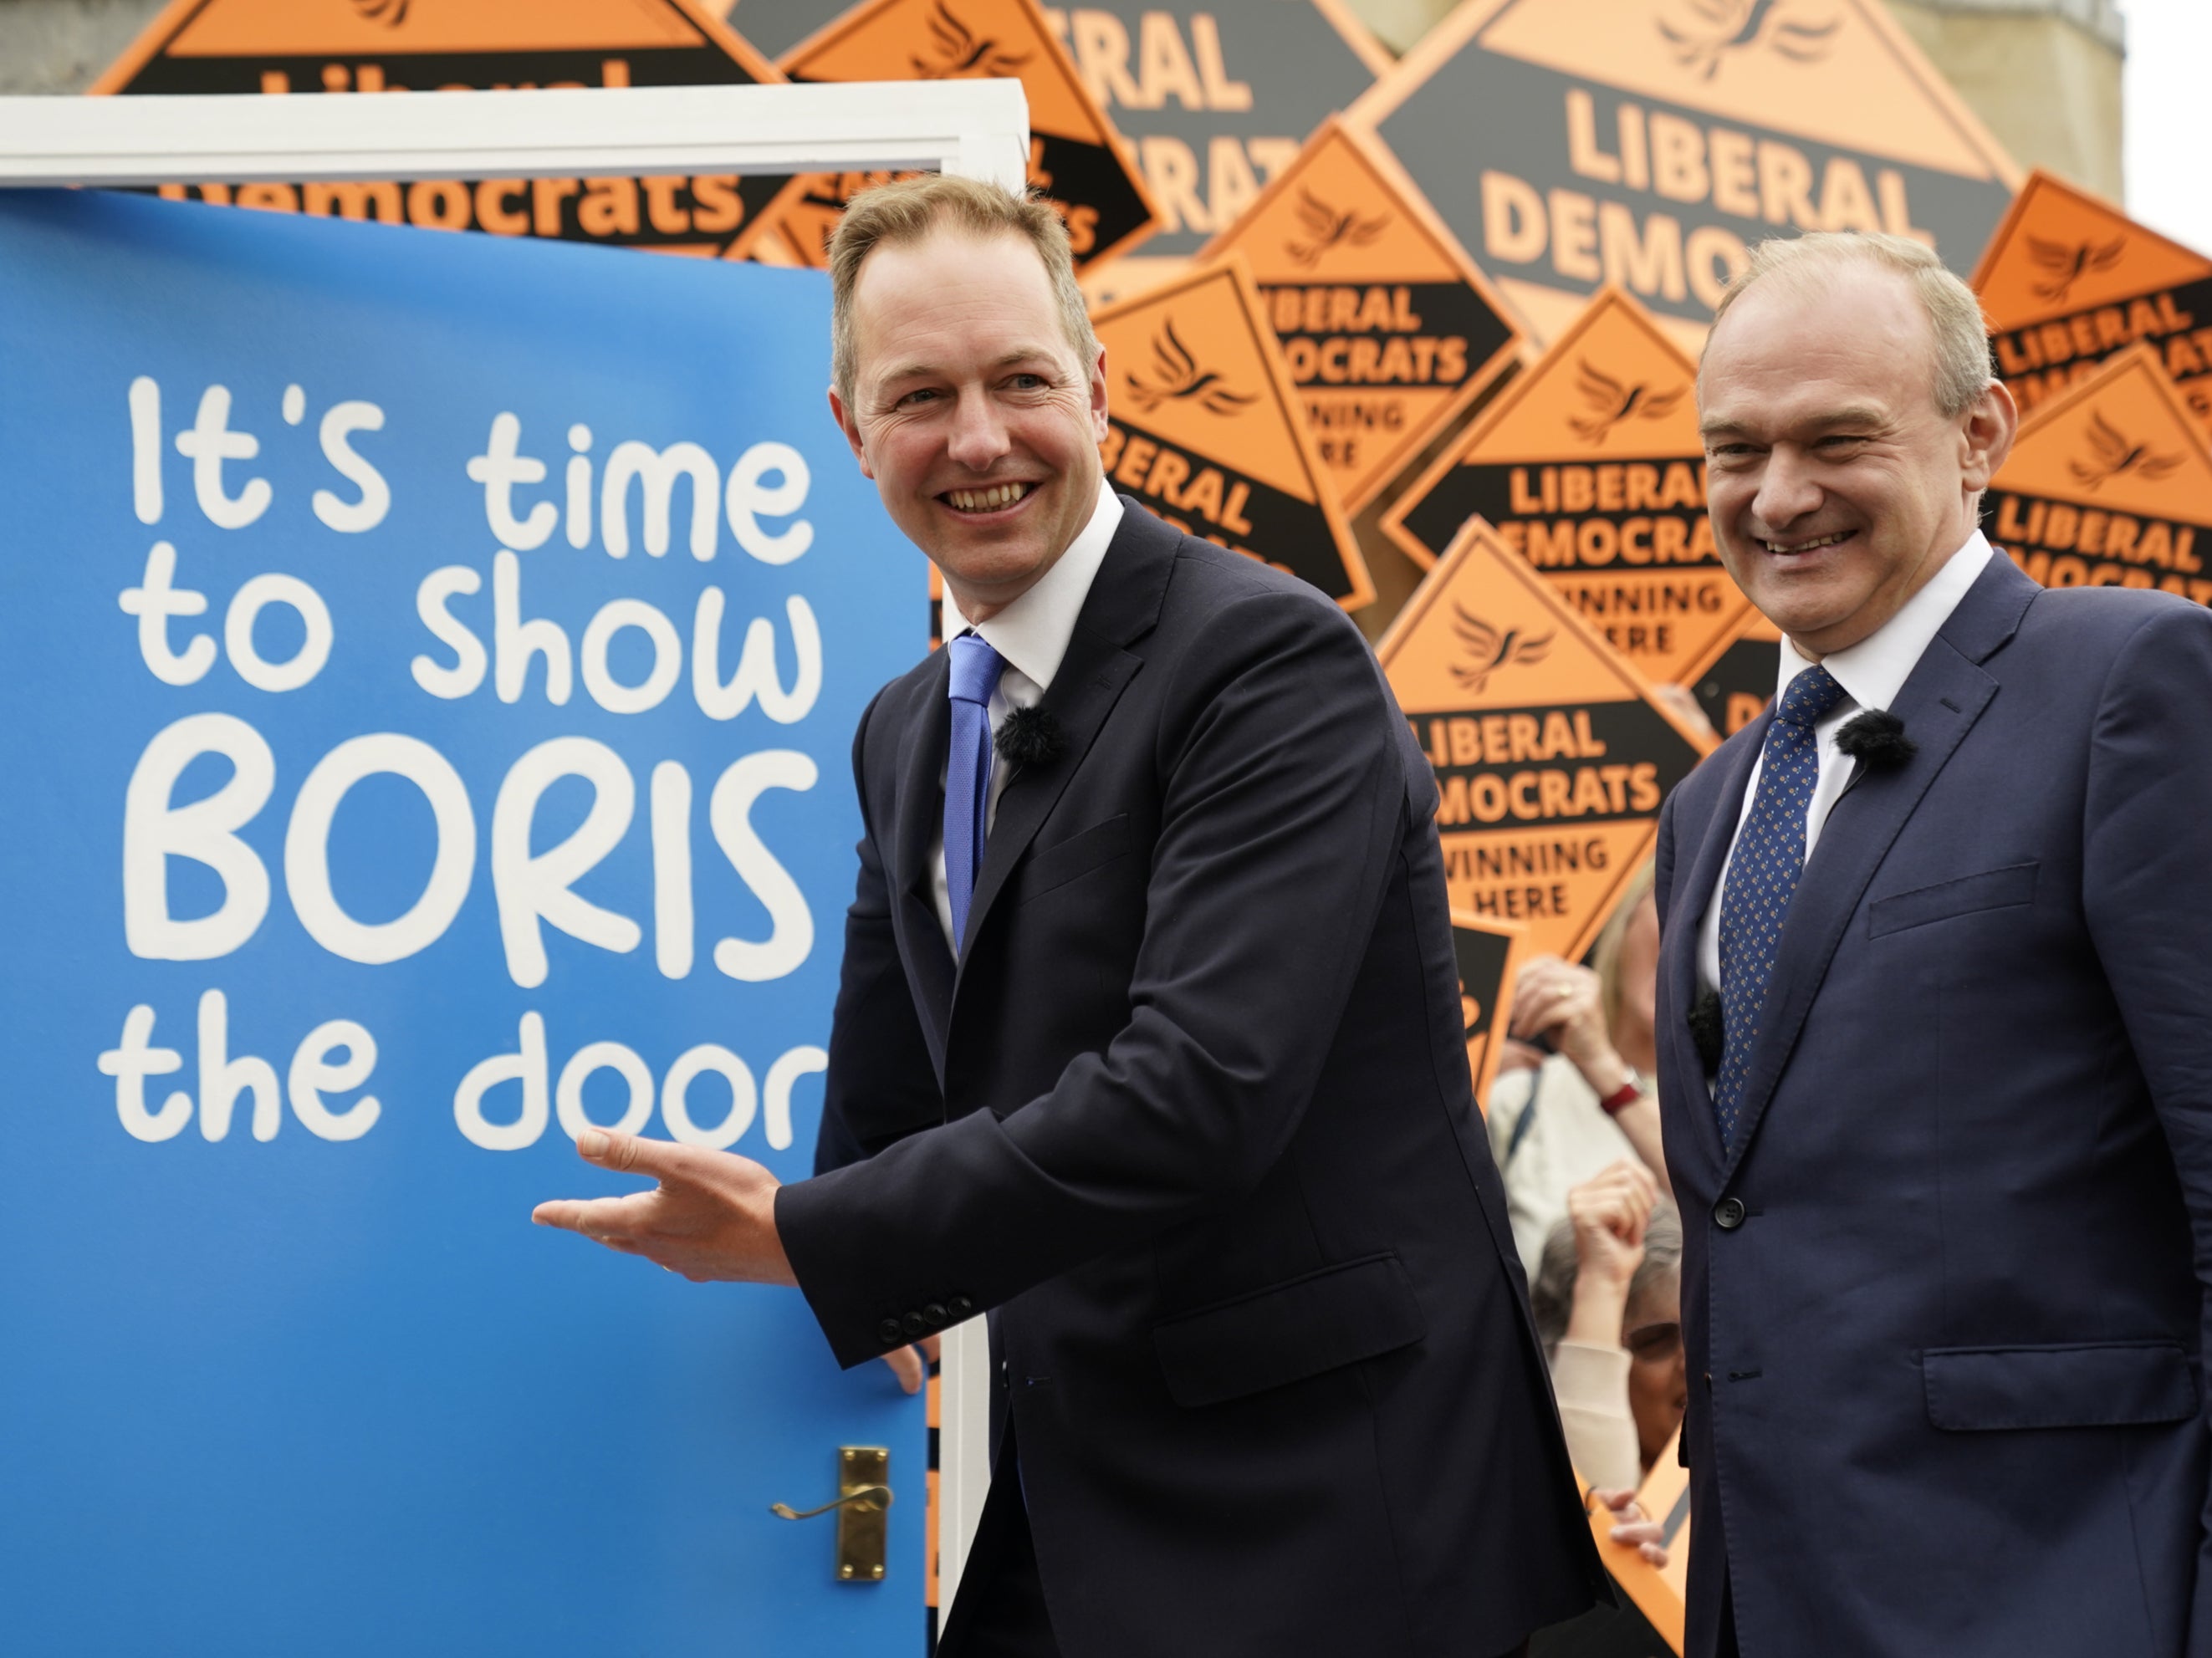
left=75, top=0, right=2212, bottom=1650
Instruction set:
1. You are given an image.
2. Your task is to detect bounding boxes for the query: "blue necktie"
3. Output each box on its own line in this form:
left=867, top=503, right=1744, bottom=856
left=944, top=632, right=1006, bottom=953
left=1714, top=664, right=1847, bottom=1144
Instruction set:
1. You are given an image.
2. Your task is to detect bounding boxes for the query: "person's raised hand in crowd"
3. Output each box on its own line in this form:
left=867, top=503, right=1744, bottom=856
left=1588, top=1487, right=1670, bottom=1569
left=1561, top=1160, right=1658, bottom=1349
left=1506, top=953, right=1671, bottom=1195
left=1506, top=955, right=1617, bottom=1086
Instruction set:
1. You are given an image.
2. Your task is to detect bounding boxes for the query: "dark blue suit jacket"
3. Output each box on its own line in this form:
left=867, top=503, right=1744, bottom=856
left=1654, top=553, right=2212, bottom=1656
left=778, top=501, right=1602, bottom=1656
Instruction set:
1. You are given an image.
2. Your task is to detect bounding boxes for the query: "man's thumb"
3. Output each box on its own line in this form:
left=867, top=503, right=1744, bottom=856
left=578, top=1129, right=664, bottom=1175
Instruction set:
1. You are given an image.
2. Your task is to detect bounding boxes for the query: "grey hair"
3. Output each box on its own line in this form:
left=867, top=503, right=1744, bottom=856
left=1530, top=1198, right=1683, bottom=1355
left=1703, top=232, right=1995, bottom=419
left=826, top=172, right=1097, bottom=408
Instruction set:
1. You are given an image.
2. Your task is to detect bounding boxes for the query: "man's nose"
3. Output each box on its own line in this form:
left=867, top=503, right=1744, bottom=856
left=1750, top=449, right=1823, bottom=533
left=945, top=390, right=1012, bottom=472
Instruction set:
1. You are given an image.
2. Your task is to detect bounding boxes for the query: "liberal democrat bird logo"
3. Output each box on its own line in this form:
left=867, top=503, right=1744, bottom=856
left=350, top=0, right=410, bottom=23
left=911, top=0, right=1031, bottom=78
left=1452, top=606, right=1554, bottom=693
left=2068, top=411, right=2184, bottom=492
left=1657, top=0, right=1838, bottom=81
left=1123, top=321, right=1259, bottom=417
left=1568, top=361, right=1687, bottom=445
left=1285, top=189, right=1388, bottom=270
left=2027, top=234, right=2127, bottom=305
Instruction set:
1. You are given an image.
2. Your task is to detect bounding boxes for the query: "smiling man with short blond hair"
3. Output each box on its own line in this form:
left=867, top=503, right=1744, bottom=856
left=1656, top=232, right=2212, bottom=1657
left=536, top=175, right=1602, bottom=1656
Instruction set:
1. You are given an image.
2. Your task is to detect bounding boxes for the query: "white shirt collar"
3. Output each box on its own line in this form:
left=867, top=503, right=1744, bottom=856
left=1774, top=529, right=1995, bottom=712
left=941, top=480, right=1121, bottom=693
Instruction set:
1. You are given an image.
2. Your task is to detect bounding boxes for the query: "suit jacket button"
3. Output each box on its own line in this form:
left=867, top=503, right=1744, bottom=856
left=901, top=1310, right=929, bottom=1338
left=877, top=1318, right=904, bottom=1346
left=1714, top=1196, right=1747, bottom=1230
left=948, top=1295, right=975, bottom=1319
left=922, top=1303, right=949, bottom=1329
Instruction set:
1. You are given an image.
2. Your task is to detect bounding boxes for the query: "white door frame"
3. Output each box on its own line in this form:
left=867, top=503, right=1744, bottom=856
left=0, top=73, right=1010, bottom=1609
left=0, top=79, right=1027, bottom=191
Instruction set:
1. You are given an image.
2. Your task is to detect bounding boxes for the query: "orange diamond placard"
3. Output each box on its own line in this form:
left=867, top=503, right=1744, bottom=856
left=769, top=0, right=1159, bottom=274
left=1451, top=913, right=1525, bottom=1114
left=95, top=0, right=803, bottom=259
left=1380, top=517, right=1711, bottom=960
left=1974, top=170, right=2212, bottom=440
left=1093, top=254, right=1373, bottom=608
left=1349, top=0, right=2017, bottom=350
left=1985, top=345, right=2212, bottom=610
left=1201, top=117, right=1524, bottom=513
left=1383, top=287, right=1750, bottom=684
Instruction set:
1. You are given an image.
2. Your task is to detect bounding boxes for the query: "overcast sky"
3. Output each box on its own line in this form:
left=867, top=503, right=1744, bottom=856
left=2122, top=0, right=2211, bottom=254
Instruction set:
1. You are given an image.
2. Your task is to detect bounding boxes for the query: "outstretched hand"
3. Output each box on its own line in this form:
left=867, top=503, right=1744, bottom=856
left=532, top=1130, right=798, bottom=1286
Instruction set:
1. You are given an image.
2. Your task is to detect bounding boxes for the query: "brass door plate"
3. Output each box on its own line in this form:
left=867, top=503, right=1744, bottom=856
left=835, top=1446, right=890, bottom=1584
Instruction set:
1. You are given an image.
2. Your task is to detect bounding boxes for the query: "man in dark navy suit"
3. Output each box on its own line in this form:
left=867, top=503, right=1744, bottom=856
left=1657, top=230, right=2212, bottom=1656
left=535, top=175, right=1602, bottom=1655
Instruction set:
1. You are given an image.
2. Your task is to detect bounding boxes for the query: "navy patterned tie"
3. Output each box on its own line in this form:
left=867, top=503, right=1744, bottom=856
left=944, top=632, right=1005, bottom=953
left=1714, top=664, right=1847, bottom=1144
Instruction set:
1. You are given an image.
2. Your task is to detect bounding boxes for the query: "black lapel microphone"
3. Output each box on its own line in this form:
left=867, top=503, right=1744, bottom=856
left=1835, top=709, right=1915, bottom=771
left=1688, top=987, right=1726, bottom=1074
left=995, top=705, right=1065, bottom=769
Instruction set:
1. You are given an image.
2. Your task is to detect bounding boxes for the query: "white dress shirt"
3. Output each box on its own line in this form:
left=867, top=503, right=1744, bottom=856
left=1695, top=530, right=1995, bottom=993
left=929, top=480, right=1123, bottom=950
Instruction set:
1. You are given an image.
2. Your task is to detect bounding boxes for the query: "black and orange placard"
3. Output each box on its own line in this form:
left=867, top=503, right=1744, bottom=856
left=1380, top=517, right=1710, bottom=960
left=1200, top=118, right=1525, bottom=514
left=1985, top=345, right=2212, bottom=610
left=1682, top=608, right=1779, bottom=738
left=95, top=0, right=802, bottom=259
left=1348, top=0, right=2018, bottom=349
left=1451, top=913, right=1525, bottom=1116
left=736, top=0, right=1395, bottom=277
left=1091, top=254, right=1374, bottom=608
left=1383, top=288, right=1750, bottom=685
left=1973, top=170, right=2212, bottom=440
left=1039, top=0, right=1389, bottom=268
left=1571, top=1436, right=1691, bottom=1655
left=769, top=0, right=1160, bottom=274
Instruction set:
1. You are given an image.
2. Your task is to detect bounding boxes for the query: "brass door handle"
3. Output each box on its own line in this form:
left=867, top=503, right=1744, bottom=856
left=769, top=1485, right=890, bottom=1522
left=770, top=1446, right=891, bottom=1581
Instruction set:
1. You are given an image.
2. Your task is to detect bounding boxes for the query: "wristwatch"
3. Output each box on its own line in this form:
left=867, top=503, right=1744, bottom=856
left=1597, top=1069, right=1647, bottom=1115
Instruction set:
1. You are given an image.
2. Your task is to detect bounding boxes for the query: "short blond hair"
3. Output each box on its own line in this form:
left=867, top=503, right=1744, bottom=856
left=1704, top=232, right=1995, bottom=418
left=827, top=174, right=1097, bottom=406
left=1589, top=858, right=1657, bottom=1044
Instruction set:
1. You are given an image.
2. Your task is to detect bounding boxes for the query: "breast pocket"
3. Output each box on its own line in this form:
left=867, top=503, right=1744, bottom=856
left=1010, top=813, right=1132, bottom=906
left=1868, top=861, right=2038, bottom=938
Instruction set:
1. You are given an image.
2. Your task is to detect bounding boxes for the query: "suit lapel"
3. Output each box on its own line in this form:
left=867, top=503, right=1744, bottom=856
left=953, top=500, right=1176, bottom=971
left=890, top=650, right=956, bottom=1069
left=1663, top=724, right=1766, bottom=1179
left=1719, top=556, right=2036, bottom=1176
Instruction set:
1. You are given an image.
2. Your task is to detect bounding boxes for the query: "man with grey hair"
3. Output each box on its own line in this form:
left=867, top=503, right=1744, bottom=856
left=1654, top=228, right=2212, bottom=1655
left=537, top=174, right=1602, bottom=1655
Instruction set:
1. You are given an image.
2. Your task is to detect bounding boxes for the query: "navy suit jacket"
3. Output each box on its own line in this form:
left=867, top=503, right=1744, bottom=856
left=778, top=500, right=1602, bottom=1657
left=1654, top=554, right=2212, bottom=1656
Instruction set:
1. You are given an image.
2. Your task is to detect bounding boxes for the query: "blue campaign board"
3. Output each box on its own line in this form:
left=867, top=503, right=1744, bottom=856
left=0, top=189, right=925, bottom=1655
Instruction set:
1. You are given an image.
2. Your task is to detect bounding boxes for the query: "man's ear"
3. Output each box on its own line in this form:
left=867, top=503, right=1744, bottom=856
left=826, top=385, right=873, bottom=478
left=1959, top=378, right=2018, bottom=493
left=1086, top=341, right=1110, bottom=444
